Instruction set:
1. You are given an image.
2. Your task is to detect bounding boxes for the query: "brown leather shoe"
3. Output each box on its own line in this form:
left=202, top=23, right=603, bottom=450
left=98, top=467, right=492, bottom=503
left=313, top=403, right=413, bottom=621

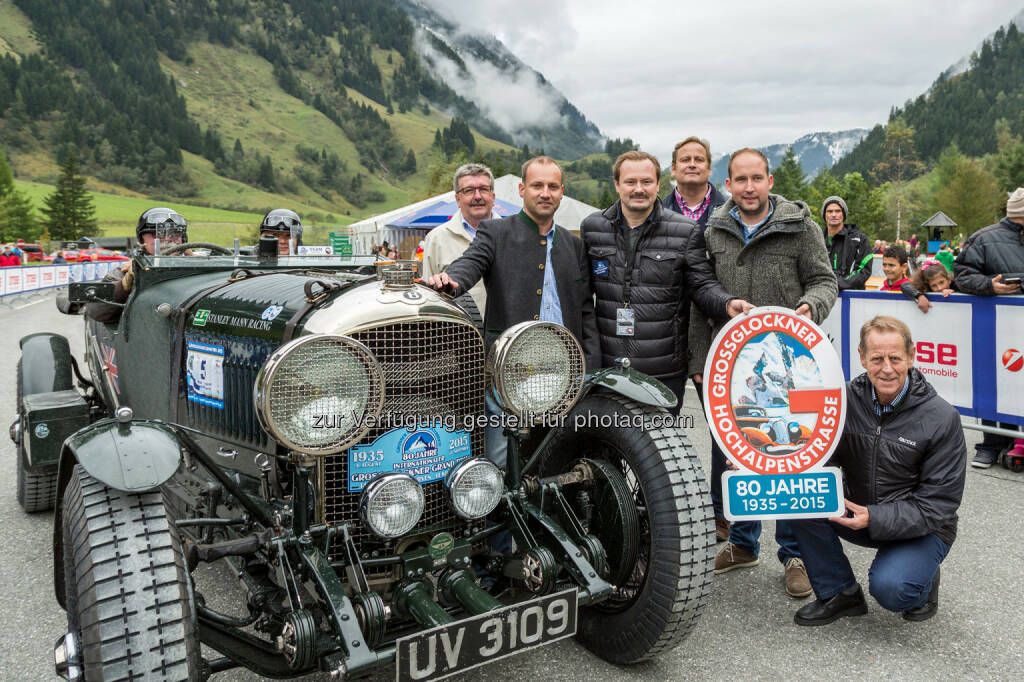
left=715, top=516, right=731, bottom=542
left=784, top=558, right=813, bottom=598
left=714, top=542, right=759, bottom=574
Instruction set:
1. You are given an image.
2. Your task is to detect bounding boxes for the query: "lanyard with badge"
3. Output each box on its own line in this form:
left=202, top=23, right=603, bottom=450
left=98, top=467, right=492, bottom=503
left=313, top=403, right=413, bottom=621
left=616, top=227, right=642, bottom=337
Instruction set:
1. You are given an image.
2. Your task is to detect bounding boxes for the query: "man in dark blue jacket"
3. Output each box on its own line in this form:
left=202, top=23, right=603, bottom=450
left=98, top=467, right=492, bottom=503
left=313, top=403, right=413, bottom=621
left=661, top=136, right=731, bottom=541
left=790, top=315, right=966, bottom=625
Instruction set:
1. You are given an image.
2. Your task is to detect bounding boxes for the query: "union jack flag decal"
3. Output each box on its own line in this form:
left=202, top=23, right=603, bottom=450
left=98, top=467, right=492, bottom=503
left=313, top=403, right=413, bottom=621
left=101, top=343, right=119, bottom=394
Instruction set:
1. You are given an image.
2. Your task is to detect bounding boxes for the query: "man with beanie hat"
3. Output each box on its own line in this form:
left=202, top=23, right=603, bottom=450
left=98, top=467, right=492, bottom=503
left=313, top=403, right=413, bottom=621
left=822, top=196, right=872, bottom=290
left=954, top=187, right=1024, bottom=468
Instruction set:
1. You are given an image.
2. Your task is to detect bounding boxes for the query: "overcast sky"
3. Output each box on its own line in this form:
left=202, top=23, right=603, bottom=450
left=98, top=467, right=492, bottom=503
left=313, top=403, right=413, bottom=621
left=423, top=1, right=1023, bottom=160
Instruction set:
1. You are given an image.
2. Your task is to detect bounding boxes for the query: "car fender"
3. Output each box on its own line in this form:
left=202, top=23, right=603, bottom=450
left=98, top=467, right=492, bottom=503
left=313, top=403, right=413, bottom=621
left=52, top=418, right=184, bottom=607
left=580, top=366, right=676, bottom=409
left=19, top=332, right=73, bottom=396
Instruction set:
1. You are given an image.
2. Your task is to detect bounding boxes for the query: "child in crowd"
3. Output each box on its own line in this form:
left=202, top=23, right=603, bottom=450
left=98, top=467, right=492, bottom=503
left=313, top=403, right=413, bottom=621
left=879, top=244, right=911, bottom=291
left=901, top=261, right=958, bottom=313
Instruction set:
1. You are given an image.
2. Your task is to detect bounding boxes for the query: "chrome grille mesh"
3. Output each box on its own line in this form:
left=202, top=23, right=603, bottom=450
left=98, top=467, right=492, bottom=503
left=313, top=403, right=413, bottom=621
left=323, top=319, right=485, bottom=556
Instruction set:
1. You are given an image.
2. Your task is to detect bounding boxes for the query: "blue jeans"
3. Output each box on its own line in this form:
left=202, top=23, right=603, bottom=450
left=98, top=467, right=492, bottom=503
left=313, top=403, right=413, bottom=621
left=729, top=519, right=801, bottom=565
left=693, top=380, right=726, bottom=517
left=484, top=388, right=508, bottom=468
left=789, top=518, right=950, bottom=610
left=977, top=420, right=1016, bottom=455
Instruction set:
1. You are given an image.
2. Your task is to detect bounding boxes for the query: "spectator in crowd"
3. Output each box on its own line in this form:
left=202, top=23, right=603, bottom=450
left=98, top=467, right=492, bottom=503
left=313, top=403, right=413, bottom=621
left=51, top=250, right=67, bottom=265
left=901, top=261, right=958, bottom=313
left=790, top=316, right=965, bottom=625
left=873, top=240, right=885, bottom=254
left=0, top=244, right=19, bottom=266
left=954, top=187, right=1024, bottom=468
left=421, top=163, right=499, bottom=315
left=909, top=233, right=919, bottom=255
left=259, top=208, right=303, bottom=255
left=821, top=195, right=872, bottom=290
left=689, top=148, right=837, bottom=597
left=660, top=135, right=732, bottom=539
left=87, top=207, right=188, bottom=323
left=427, top=156, right=599, bottom=466
left=935, top=243, right=954, bottom=272
left=879, top=244, right=911, bottom=291
left=582, top=150, right=740, bottom=415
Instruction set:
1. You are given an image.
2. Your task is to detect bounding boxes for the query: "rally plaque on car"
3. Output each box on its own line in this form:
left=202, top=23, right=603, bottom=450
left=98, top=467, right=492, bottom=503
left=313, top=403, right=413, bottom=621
left=347, top=427, right=471, bottom=492
left=395, top=589, right=578, bottom=681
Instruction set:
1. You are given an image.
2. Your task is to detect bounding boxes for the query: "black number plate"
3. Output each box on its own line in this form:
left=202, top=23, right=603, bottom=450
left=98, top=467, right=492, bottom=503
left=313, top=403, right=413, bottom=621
left=395, top=588, right=578, bottom=681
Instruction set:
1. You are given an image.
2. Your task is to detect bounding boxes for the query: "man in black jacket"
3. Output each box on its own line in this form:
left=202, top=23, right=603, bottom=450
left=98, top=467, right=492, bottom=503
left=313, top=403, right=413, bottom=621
left=953, top=188, right=1024, bottom=468
left=821, top=195, right=872, bottom=290
left=581, top=150, right=741, bottom=414
left=790, top=315, right=966, bottom=625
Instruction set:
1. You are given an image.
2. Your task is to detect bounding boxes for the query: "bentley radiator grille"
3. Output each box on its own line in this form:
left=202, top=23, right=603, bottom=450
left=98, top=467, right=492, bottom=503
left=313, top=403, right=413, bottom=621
left=322, top=320, right=485, bottom=557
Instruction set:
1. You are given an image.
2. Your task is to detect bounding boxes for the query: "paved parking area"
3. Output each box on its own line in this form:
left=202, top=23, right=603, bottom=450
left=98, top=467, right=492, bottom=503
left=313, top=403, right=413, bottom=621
left=0, top=295, right=1020, bottom=680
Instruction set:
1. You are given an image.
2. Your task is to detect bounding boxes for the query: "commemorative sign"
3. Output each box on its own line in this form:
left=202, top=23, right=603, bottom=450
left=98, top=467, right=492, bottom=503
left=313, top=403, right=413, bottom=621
left=702, top=307, right=846, bottom=520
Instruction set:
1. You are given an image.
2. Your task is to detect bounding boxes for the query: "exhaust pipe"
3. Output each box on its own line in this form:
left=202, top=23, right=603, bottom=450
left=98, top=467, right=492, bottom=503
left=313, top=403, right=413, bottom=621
left=440, top=569, right=503, bottom=615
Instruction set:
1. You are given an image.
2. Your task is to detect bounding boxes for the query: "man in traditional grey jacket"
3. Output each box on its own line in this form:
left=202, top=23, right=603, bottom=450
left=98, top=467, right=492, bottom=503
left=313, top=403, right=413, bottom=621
left=688, top=147, right=838, bottom=597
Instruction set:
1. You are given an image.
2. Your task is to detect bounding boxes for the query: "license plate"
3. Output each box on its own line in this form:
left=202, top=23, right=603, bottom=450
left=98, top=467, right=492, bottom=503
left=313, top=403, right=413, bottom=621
left=395, top=589, right=578, bottom=681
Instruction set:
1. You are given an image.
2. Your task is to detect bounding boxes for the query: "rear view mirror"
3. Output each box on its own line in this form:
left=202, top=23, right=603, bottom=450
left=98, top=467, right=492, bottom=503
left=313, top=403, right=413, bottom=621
left=55, top=293, right=82, bottom=315
left=68, top=282, right=117, bottom=306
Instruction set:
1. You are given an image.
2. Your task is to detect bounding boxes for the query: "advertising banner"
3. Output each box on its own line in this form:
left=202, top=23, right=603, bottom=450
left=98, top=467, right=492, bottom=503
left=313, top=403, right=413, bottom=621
left=703, top=307, right=846, bottom=520
left=5, top=268, right=22, bottom=294
left=55, top=266, right=69, bottom=286
left=22, top=267, right=39, bottom=291
left=833, top=291, right=1024, bottom=427
left=83, top=261, right=96, bottom=281
left=39, top=266, right=55, bottom=288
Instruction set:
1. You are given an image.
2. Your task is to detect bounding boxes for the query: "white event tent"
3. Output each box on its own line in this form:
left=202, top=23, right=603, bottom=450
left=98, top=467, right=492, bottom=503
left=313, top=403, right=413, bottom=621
left=346, top=174, right=601, bottom=257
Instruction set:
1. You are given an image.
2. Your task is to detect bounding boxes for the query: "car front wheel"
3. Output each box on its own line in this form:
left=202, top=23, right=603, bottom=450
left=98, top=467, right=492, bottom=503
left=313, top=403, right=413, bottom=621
left=538, top=392, right=715, bottom=664
left=61, top=465, right=200, bottom=680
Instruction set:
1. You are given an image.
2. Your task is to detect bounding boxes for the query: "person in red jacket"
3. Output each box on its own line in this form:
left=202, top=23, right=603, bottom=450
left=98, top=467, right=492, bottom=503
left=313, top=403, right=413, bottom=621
left=0, top=244, right=20, bottom=266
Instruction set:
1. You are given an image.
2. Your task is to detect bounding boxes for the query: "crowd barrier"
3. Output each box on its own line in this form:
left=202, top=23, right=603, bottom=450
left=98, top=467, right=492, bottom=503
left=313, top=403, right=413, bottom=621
left=0, top=261, right=117, bottom=298
left=820, top=291, right=1024, bottom=428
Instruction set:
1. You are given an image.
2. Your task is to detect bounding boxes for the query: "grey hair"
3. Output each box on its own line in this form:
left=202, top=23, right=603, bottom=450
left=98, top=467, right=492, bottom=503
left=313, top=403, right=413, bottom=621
left=453, top=163, right=495, bottom=193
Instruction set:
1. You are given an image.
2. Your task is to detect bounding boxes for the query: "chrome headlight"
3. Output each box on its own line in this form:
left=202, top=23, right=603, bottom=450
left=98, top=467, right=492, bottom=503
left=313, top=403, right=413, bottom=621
left=254, top=334, right=384, bottom=455
left=446, top=458, right=503, bottom=519
left=487, top=321, right=584, bottom=423
left=359, top=474, right=425, bottom=538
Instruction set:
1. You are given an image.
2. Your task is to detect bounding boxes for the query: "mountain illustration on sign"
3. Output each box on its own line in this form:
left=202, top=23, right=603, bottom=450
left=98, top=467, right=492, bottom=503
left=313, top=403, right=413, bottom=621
left=731, top=332, right=823, bottom=456
left=404, top=432, right=438, bottom=457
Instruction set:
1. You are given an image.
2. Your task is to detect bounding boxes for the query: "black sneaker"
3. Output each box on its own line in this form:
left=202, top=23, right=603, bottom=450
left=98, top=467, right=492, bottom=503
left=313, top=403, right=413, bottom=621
left=903, top=568, right=940, bottom=622
left=971, top=451, right=998, bottom=469
left=794, top=584, right=868, bottom=626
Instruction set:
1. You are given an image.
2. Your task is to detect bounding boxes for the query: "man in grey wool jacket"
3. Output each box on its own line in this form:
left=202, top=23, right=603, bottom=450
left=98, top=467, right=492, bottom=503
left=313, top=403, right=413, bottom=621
left=688, top=147, right=838, bottom=598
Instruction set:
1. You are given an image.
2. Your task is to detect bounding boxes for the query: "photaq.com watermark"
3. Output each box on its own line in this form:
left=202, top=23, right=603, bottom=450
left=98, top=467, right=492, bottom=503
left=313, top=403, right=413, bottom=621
left=310, top=411, right=694, bottom=432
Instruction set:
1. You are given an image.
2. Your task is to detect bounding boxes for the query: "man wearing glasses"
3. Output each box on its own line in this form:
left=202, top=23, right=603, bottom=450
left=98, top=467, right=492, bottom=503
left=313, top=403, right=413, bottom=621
left=421, top=163, right=498, bottom=315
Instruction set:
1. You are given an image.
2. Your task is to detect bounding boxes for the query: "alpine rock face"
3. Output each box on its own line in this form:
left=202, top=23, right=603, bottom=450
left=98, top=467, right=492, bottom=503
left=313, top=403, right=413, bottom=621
left=397, top=0, right=604, bottom=160
left=709, top=129, right=870, bottom=186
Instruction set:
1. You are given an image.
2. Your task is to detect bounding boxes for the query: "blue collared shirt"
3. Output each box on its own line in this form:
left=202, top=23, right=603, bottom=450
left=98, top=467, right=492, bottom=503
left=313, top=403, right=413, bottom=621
left=539, top=228, right=563, bottom=325
left=729, top=200, right=775, bottom=242
left=871, top=376, right=910, bottom=417
left=462, top=220, right=477, bottom=241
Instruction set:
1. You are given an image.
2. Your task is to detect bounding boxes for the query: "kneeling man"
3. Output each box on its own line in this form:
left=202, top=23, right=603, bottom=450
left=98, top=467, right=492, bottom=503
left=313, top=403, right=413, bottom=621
left=791, top=315, right=966, bottom=625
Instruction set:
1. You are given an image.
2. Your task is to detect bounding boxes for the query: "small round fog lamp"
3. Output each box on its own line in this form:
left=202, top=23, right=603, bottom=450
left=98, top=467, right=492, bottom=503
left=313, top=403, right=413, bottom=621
left=446, top=458, right=503, bottom=519
left=359, top=474, right=425, bottom=538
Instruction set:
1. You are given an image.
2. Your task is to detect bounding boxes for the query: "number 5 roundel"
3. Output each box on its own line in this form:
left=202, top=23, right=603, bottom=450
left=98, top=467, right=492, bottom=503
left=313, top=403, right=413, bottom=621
left=702, top=307, right=846, bottom=476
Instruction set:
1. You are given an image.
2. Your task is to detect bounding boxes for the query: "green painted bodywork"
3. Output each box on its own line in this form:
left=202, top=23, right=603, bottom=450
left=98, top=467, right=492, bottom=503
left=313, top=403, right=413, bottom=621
left=63, top=419, right=182, bottom=492
left=583, top=366, right=677, bottom=408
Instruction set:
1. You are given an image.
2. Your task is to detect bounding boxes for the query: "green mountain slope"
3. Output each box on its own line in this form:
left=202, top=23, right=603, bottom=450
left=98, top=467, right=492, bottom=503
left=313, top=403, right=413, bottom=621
left=834, top=21, right=1024, bottom=179
left=0, top=0, right=524, bottom=223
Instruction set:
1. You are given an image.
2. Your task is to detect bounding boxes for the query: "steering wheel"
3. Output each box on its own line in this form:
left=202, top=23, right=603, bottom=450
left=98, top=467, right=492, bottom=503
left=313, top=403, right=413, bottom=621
left=160, top=242, right=234, bottom=256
